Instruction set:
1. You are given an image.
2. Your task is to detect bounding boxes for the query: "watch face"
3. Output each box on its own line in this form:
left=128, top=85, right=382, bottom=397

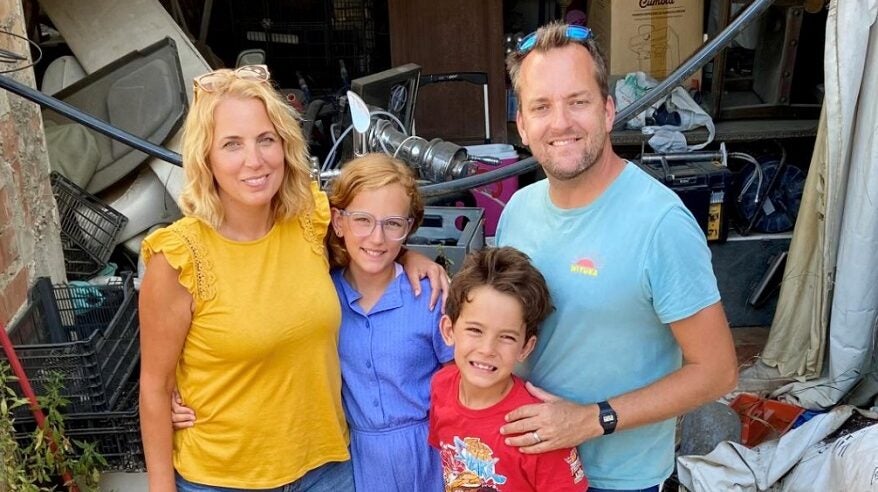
left=598, top=401, right=618, bottom=435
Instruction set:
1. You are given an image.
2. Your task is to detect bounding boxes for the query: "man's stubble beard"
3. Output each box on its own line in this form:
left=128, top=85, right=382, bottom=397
left=540, top=132, right=605, bottom=182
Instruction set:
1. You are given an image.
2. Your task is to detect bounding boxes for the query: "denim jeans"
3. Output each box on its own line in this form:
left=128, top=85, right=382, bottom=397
left=587, top=486, right=660, bottom=492
left=175, top=460, right=355, bottom=492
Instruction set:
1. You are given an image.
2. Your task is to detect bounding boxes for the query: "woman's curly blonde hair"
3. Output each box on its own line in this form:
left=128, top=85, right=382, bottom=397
left=179, top=73, right=313, bottom=228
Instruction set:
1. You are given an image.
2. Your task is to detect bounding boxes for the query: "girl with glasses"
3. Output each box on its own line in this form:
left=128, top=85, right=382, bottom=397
left=139, top=66, right=447, bottom=492
left=325, top=153, right=451, bottom=491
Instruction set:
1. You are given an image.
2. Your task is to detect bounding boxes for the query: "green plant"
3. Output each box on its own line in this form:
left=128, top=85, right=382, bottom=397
left=0, top=362, right=106, bottom=491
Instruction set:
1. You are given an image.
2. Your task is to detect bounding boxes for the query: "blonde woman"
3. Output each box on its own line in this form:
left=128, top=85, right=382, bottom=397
left=139, top=66, right=447, bottom=491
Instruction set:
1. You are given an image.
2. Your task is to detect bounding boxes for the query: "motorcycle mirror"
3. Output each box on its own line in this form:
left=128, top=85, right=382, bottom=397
left=347, top=90, right=371, bottom=156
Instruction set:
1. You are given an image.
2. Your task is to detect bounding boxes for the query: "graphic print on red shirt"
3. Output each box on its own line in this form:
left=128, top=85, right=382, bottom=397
left=429, top=365, right=588, bottom=491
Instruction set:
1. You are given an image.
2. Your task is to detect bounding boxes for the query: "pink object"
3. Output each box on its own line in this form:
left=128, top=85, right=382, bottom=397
left=465, top=144, right=520, bottom=237
left=565, top=9, right=587, bottom=26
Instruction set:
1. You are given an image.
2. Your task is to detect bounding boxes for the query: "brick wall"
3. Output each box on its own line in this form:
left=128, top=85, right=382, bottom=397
left=1, top=0, right=65, bottom=328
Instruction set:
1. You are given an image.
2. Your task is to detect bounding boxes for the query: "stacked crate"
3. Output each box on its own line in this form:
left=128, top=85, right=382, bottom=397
left=4, top=275, right=143, bottom=470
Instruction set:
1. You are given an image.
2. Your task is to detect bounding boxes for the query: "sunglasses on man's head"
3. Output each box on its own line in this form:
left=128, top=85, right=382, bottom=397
left=516, top=25, right=593, bottom=54
left=193, top=64, right=270, bottom=93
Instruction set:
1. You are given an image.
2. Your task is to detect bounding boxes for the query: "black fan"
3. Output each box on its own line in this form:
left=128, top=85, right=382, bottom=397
left=736, top=159, right=806, bottom=234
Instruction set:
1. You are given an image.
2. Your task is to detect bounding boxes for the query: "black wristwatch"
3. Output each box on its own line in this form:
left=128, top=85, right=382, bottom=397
left=597, top=400, right=618, bottom=435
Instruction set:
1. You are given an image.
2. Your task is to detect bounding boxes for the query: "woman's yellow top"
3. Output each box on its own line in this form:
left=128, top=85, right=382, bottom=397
left=141, top=184, right=347, bottom=488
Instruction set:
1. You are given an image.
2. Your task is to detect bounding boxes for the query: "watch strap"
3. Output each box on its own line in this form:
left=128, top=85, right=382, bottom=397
left=597, top=400, right=618, bottom=435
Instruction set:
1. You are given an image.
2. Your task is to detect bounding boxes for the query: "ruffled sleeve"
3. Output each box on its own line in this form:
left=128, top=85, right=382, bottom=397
left=140, top=218, right=216, bottom=302
left=298, top=180, right=331, bottom=256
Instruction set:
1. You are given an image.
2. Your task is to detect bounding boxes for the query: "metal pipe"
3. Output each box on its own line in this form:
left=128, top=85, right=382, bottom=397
left=0, top=73, right=183, bottom=166
left=613, top=0, right=775, bottom=129
left=482, top=84, right=490, bottom=143
left=0, top=0, right=775, bottom=196
left=425, top=0, right=774, bottom=197
left=421, top=156, right=537, bottom=197
left=642, top=151, right=721, bottom=163
left=641, top=143, right=728, bottom=164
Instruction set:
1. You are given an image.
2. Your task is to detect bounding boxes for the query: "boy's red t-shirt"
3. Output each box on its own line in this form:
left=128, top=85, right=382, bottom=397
left=429, top=365, right=588, bottom=491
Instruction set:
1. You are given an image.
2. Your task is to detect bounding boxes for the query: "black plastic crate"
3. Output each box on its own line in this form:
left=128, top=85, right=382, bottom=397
left=1, top=275, right=139, bottom=417
left=15, top=376, right=144, bottom=472
left=51, top=172, right=128, bottom=280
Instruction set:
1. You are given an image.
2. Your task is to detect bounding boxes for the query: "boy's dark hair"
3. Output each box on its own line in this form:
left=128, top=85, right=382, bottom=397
left=446, top=247, right=553, bottom=341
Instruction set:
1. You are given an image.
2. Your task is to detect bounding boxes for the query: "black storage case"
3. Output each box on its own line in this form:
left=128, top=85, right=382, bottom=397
left=636, top=159, right=733, bottom=242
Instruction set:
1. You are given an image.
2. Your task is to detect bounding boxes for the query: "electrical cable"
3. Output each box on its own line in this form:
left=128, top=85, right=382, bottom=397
left=0, top=28, right=42, bottom=74
left=744, top=142, right=788, bottom=235
left=392, top=135, right=425, bottom=159
left=730, top=152, right=764, bottom=204
left=370, top=110, right=408, bottom=135
left=322, top=123, right=354, bottom=171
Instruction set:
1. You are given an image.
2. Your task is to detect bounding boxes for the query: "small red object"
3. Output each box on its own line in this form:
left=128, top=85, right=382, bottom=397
left=730, top=393, right=805, bottom=447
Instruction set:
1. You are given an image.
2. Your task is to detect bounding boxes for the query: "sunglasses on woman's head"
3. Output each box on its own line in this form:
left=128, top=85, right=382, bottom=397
left=516, top=25, right=593, bottom=54
left=193, top=65, right=271, bottom=93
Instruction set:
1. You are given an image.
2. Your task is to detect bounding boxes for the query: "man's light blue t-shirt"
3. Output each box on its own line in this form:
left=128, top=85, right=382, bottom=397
left=496, top=162, right=720, bottom=490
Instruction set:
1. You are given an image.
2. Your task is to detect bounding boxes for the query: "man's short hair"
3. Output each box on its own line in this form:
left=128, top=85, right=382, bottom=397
left=506, top=21, right=610, bottom=102
left=445, top=247, right=553, bottom=341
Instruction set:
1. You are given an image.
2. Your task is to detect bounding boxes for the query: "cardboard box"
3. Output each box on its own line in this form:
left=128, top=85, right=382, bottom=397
left=588, top=0, right=704, bottom=91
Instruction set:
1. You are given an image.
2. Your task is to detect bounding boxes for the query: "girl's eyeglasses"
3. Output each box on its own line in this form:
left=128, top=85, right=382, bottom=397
left=193, top=65, right=270, bottom=93
left=516, top=25, right=593, bottom=54
left=338, top=210, right=413, bottom=241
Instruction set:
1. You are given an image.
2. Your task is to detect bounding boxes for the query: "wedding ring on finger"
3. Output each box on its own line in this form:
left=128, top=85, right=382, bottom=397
left=531, top=431, right=542, bottom=444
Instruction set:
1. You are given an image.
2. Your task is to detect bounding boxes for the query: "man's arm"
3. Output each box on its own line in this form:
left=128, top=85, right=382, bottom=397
left=398, top=247, right=450, bottom=311
left=500, top=302, right=738, bottom=452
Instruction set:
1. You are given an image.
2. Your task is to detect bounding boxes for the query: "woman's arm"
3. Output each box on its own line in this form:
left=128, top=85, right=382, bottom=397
left=139, top=253, right=193, bottom=491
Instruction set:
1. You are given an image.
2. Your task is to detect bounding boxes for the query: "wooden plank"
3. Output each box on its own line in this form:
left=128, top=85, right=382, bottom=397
left=388, top=0, right=506, bottom=144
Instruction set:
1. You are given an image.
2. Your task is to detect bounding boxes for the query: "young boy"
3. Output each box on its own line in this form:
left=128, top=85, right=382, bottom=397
left=429, top=247, right=588, bottom=491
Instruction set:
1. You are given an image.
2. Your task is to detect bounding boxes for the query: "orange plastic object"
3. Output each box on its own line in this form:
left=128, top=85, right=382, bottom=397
left=729, top=393, right=805, bottom=447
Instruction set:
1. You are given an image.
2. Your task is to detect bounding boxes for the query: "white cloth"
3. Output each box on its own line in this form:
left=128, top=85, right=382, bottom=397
left=758, top=0, right=878, bottom=409
left=614, top=71, right=715, bottom=152
left=676, top=406, right=874, bottom=491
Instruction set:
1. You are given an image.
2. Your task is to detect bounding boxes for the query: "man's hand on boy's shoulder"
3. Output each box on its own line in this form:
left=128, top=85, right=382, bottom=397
left=499, top=382, right=602, bottom=454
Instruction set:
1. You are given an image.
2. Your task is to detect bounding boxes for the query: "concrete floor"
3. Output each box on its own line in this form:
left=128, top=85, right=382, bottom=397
left=101, top=471, right=148, bottom=491
left=732, top=325, right=772, bottom=368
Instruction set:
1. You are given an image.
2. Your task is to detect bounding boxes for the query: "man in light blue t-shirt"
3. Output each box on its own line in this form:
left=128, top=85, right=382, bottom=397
left=496, top=22, right=739, bottom=492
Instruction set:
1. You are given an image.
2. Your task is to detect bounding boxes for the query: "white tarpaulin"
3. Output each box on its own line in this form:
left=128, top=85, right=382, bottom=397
left=746, top=0, right=878, bottom=410
left=677, top=406, right=878, bottom=491
left=778, top=421, right=878, bottom=492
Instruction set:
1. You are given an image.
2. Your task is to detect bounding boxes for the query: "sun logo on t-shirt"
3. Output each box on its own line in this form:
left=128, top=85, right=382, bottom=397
left=570, top=258, right=599, bottom=277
